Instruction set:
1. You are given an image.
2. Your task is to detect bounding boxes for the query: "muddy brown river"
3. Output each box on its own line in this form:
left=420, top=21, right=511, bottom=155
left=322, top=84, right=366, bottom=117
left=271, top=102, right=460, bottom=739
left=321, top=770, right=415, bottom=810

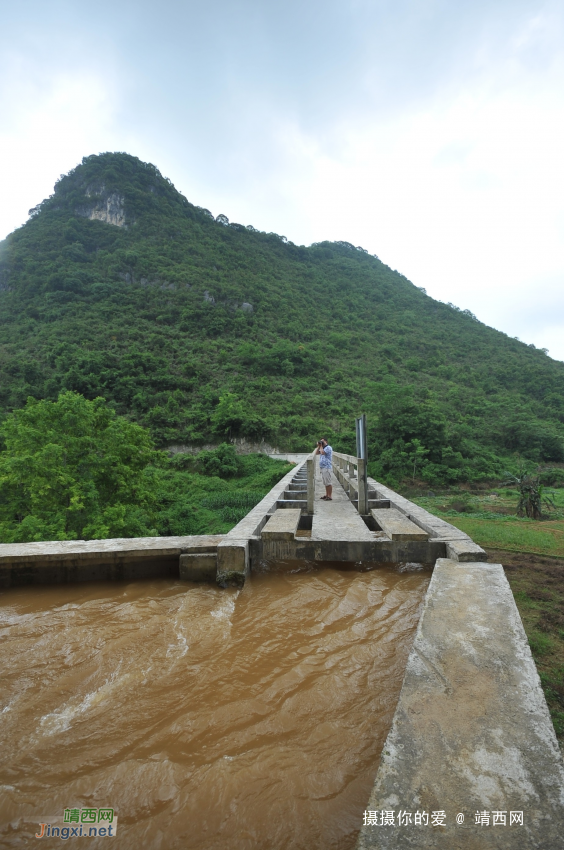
left=0, top=566, right=429, bottom=849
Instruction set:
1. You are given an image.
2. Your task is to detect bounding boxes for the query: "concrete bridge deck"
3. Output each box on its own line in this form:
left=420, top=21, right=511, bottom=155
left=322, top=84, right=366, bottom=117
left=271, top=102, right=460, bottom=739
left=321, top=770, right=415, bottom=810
left=0, top=455, right=486, bottom=587
left=311, top=465, right=375, bottom=542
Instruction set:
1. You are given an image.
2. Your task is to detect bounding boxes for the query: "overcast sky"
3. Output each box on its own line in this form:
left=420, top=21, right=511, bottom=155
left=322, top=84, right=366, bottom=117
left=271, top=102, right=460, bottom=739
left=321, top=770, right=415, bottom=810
left=1, top=0, right=563, bottom=359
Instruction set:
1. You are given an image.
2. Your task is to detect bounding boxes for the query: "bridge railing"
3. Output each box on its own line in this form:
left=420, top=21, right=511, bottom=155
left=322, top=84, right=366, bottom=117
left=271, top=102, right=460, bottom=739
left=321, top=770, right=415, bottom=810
left=332, top=451, right=369, bottom=515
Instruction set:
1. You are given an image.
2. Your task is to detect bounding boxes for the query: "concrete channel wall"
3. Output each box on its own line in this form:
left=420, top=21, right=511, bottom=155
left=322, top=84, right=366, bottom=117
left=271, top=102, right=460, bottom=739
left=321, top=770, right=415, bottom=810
left=0, top=460, right=487, bottom=588
left=215, top=458, right=309, bottom=586
left=0, top=535, right=225, bottom=587
left=356, top=559, right=564, bottom=849
left=1, top=458, right=563, bottom=847
left=0, top=459, right=306, bottom=588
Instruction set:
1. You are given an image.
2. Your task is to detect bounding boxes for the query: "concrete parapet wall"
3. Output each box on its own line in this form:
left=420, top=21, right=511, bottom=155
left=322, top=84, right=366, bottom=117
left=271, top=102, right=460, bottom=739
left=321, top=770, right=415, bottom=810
left=368, top=477, right=487, bottom=562
left=256, top=536, right=446, bottom=564
left=216, top=459, right=304, bottom=585
left=0, top=535, right=224, bottom=587
left=356, top=559, right=564, bottom=849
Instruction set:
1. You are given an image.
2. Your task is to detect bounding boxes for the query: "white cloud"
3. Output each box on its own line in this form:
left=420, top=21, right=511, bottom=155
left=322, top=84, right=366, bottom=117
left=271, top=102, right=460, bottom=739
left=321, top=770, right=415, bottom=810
left=0, top=55, right=121, bottom=238
left=203, top=52, right=564, bottom=358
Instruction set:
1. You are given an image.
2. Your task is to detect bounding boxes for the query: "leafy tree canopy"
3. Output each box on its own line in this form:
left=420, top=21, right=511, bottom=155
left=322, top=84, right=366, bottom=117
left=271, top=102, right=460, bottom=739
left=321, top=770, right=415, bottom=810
left=0, top=392, right=160, bottom=542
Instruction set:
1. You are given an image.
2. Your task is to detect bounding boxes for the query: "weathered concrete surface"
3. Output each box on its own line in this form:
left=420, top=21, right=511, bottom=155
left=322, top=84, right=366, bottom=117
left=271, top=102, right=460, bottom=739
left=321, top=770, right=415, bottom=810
left=281, top=490, right=307, bottom=501
left=179, top=552, right=217, bottom=582
left=356, top=559, right=564, bottom=849
left=445, top=538, right=489, bottom=562
left=256, top=536, right=446, bottom=565
left=368, top=477, right=487, bottom=562
left=216, top=538, right=250, bottom=587
left=371, top=508, right=429, bottom=542
left=216, top=460, right=303, bottom=585
left=276, top=498, right=307, bottom=509
left=261, top=508, right=301, bottom=540
left=255, top=465, right=447, bottom=564
left=312, top=468, right=374, bottom=543
left=0, top=535, right=224, bottom=587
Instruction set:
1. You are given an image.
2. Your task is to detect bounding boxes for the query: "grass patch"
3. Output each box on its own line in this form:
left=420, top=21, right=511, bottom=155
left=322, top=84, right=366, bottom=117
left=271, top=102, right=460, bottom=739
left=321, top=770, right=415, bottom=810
left=443, top=517, right=564, bottom=557
left=411, top=490, right=564, bottom=558
left=528, top=631, right=554, bottom=656
left=154, top=452, right=294, bottom=536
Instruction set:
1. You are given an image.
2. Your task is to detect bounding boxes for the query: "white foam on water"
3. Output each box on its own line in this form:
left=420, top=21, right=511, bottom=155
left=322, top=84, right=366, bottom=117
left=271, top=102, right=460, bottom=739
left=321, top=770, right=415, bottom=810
left=38, top=667, right=134, bottom=736
left=396, top=562, right=425, bottom=573
left=166, top=629, right=189, bottom=659
left=208, top=590, right=240, bottom=641
left=210, top=593, right=237, bottom=623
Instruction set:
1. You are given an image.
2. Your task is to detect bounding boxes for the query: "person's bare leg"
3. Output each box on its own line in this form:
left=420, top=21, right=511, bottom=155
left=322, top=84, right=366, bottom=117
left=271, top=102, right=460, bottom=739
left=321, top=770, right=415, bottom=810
left=326, top=484, right=332, bottom=499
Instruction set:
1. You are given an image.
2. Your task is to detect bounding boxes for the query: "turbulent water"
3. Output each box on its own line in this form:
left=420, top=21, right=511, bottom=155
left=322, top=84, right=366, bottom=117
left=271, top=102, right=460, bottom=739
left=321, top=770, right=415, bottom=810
left=0, top=566, right=429, bottom=849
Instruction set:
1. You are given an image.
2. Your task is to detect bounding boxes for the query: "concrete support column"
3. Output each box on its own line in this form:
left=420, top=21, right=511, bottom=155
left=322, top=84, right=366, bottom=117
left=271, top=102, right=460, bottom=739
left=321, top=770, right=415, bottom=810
left=307, top=456, right=315, bottom=514
left=216, top=539, right=249, bottom=587
left=339, top=457, right=346, bottom=489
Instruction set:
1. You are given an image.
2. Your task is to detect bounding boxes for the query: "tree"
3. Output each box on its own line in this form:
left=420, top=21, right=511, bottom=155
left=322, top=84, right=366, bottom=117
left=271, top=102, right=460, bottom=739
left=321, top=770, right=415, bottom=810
left=405, top=438, right=429, bottom=483
left=375, top=386, right=447, bottom=463
left=210, top=393, right=247, bottom=438
left=0, top=392, right=160, bottom=542
left=503, top=466, right=556, bottom=520
left=197, top=443, right=239, bottom=478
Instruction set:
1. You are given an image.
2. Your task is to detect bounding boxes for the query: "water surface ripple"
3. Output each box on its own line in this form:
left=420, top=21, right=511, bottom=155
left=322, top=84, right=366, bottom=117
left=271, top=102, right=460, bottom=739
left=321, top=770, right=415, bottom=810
left=0, top=567, right=429, bottom=849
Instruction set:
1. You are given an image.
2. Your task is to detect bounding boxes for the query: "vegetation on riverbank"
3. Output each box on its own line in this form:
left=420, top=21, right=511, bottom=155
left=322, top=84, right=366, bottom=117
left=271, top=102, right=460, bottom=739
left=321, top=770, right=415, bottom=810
left=0, top=392, right=292, bottom=542
left=411, top=487, right=564, bottom=558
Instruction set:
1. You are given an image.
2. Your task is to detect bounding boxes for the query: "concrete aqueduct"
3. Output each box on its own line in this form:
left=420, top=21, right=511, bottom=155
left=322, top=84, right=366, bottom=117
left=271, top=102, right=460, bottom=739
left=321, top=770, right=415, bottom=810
left=1, top=451, right=563, bottom=847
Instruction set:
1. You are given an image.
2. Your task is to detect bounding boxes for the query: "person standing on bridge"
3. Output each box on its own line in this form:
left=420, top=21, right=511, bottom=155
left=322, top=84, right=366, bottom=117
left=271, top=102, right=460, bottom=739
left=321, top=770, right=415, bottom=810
left=316, top=438, right=333, bottom=501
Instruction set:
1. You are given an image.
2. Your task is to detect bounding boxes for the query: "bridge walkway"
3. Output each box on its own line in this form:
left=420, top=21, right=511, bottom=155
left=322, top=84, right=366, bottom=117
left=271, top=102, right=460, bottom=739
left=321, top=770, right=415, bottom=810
left=311, top=465, right=374, bottom=542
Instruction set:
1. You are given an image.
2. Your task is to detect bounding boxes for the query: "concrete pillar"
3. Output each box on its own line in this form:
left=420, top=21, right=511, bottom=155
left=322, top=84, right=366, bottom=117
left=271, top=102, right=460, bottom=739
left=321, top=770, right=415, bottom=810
left=216, top=539, right=249, bottom=587
left=307, top=456, right=315, bottom=514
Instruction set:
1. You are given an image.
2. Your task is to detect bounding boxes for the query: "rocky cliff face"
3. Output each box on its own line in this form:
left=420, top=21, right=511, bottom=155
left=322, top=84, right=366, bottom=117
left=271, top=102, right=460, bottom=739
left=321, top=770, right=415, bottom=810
left=25, top=153, right=192, bottom=230
left=76, top=187, right=126, bottom=227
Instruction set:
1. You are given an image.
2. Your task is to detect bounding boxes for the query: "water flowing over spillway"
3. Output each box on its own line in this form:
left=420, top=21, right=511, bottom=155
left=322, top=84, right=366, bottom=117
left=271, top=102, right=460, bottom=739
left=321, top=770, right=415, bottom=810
left=0, top=567, right=429, bottom=849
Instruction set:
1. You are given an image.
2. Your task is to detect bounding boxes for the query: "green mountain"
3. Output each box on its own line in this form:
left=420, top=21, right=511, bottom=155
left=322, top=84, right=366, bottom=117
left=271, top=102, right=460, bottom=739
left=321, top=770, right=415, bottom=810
left=1, top=152, right=563, bottom=485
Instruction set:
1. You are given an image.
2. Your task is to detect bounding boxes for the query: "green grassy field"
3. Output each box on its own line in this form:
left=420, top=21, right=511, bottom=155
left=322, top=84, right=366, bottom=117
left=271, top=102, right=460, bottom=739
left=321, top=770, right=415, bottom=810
left=412, top=488, right=564, bottom=557
left=444, top=517, right=564, bottom=557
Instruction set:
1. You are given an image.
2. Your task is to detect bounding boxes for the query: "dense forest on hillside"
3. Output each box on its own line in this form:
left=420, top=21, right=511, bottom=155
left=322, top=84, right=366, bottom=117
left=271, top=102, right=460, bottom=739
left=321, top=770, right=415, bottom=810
left=0, top=152, right=563, bottom=488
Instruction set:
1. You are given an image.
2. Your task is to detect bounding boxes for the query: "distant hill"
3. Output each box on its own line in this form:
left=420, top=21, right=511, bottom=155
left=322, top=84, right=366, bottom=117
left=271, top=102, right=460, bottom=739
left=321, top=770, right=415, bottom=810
left=0, top=152, right=563, bottom=485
